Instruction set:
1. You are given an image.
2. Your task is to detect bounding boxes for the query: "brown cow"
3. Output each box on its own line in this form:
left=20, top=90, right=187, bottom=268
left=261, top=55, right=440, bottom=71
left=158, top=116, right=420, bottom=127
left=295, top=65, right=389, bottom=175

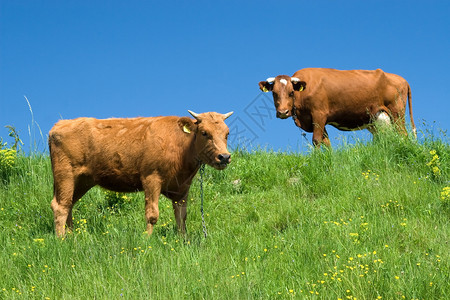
left=259, top=68, right=416, bottom=146
left=49, top=111, right=233, bottom=237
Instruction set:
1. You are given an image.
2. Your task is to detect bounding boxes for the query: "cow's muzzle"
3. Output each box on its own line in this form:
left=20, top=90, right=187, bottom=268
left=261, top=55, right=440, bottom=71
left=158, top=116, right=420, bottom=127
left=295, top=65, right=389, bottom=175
left=276, top=110, right=291, bottom=119
left=216, top=153, right=231, bottom=169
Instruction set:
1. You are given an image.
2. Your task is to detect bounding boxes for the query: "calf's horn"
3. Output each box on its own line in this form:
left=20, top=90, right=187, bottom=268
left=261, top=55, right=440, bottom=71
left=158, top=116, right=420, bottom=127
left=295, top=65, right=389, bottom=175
left=266, top=77, right=275, bottom=83
left=223, top=111, right=234, bottom=120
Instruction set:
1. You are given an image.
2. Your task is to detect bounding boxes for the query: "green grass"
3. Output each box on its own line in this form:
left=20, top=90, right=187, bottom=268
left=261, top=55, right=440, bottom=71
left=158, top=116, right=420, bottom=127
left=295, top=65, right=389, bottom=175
left=0, top=130, right=449, bottom=299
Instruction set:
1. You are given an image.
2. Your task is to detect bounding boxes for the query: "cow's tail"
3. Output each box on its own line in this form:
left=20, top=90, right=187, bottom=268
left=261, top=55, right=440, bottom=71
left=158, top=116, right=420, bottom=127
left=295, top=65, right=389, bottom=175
left=407, top=84, right=417, bottom=138
left=48, top=133, right=57, bottom=198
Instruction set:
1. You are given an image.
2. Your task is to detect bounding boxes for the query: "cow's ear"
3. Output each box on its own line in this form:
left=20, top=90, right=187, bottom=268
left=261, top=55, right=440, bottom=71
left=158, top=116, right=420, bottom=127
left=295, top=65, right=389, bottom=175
left=259, top=81, right=273, bottom=92
left=178, top=117, right=197, bottom=134
left=293, top=81, right=306, bottom=92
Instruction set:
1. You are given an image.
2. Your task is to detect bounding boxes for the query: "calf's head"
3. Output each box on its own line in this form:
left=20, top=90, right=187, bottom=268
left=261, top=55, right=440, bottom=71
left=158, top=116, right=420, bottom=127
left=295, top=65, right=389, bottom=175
left=183, top=110, right=233, bottom=170
left=259, top=75, right=306, bottom=119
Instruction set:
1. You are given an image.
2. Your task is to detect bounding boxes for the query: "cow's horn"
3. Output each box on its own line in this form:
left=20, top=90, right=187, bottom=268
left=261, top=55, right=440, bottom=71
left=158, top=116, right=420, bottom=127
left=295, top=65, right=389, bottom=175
left=223, top=111, right=234, bottom=120
left=188, top=110, right=201, bottom=121
left=291, top=77, right=300, bottom=83
left=266, top=77, right=275, bottom=83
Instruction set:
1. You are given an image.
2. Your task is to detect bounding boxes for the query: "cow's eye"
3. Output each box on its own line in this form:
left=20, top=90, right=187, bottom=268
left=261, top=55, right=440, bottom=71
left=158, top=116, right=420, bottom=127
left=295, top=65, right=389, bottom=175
left=289, top=92, right=294, bottom=97
left=202, top=131, right=207, bottom=136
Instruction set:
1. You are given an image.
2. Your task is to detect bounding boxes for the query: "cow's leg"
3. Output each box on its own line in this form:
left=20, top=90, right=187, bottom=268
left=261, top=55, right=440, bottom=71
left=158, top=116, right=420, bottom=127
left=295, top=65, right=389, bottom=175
left=142, top=174, right=162, bottom=235
left=66, top=210, right=74, bottom=232
left=322, top=128, right=331, bottom=147
left=51, top=176, right=75, bottom=237
left=66, top=177, right=94, bottom=232
left=390, top=110, right=407, bottom=135
left=51, top=197, right=71, bottom=237
left=389, top=93, right=408, bottom=135
left=312, top=117, right=327, bottom=147
left=172, top=196, right=188, bottom=235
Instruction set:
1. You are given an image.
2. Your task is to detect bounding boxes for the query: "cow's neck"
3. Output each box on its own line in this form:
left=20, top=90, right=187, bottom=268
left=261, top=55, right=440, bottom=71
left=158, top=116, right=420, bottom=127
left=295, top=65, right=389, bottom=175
left=180, top=136, right=202, bottom=178
left=292, top=104, right=298, bottom=120
left=292, top=101, right=304, bottom=126
left=292, top=93, right=304, bottom=123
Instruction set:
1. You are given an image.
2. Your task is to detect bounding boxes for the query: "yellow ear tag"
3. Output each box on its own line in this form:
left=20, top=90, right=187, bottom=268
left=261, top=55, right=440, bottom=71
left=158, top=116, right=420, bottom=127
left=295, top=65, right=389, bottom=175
left=262, top=87, right=269, bottom=93
left=299, top=86, right=304, bottom=92
left=183, top=124, right=191, bottom=134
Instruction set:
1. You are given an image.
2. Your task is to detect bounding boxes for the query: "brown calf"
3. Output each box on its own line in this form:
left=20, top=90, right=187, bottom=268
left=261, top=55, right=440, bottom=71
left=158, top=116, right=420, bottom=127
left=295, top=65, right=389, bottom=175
left=49, top=111, right=233, bottom=236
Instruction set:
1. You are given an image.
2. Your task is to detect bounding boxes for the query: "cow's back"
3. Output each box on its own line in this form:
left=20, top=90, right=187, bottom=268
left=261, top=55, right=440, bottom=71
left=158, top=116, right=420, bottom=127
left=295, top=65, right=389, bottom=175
left=293, top=68, right=388, bottom=117
left=293, top=68, right=386, bottom=97
left=49, top=117, right=152, bottom=163
left=49, top=116, right=189, bottom=192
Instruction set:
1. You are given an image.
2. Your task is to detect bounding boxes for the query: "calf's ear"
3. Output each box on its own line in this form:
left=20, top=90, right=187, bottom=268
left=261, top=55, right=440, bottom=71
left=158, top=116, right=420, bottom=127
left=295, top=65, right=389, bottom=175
left=259, top=81, right=273, bottom=92
left=178, top=117, right=197, bottom=134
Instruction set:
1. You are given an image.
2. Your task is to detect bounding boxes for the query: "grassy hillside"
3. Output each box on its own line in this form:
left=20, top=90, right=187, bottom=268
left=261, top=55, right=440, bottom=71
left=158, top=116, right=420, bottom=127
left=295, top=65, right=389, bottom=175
left=0, top=130, right=449, bottom=299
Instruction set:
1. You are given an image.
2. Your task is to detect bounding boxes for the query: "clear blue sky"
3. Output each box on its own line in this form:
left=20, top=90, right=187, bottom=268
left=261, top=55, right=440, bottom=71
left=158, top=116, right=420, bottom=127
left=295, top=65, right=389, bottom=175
left=1, top=1, right=449, bottom=153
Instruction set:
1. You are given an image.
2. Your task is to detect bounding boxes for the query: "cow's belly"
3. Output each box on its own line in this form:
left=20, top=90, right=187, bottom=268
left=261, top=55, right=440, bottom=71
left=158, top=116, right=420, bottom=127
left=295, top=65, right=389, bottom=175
left=95, top=173, right=143, bottom=192
left=327, top=110, right=390, bottom=131
left=327, top=121, right=370, bottom=131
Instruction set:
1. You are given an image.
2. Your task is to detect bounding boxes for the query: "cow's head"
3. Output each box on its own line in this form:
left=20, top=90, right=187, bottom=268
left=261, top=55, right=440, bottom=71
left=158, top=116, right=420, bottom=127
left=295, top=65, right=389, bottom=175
left=180, top=110, right=233, bottom=170
left=259, top=75, right=306, bottom=119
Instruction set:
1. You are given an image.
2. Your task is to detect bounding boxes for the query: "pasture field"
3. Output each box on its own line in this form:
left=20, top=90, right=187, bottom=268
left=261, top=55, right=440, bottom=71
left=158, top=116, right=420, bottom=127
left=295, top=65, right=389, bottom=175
left=0, top=130, right=449, bottom=299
